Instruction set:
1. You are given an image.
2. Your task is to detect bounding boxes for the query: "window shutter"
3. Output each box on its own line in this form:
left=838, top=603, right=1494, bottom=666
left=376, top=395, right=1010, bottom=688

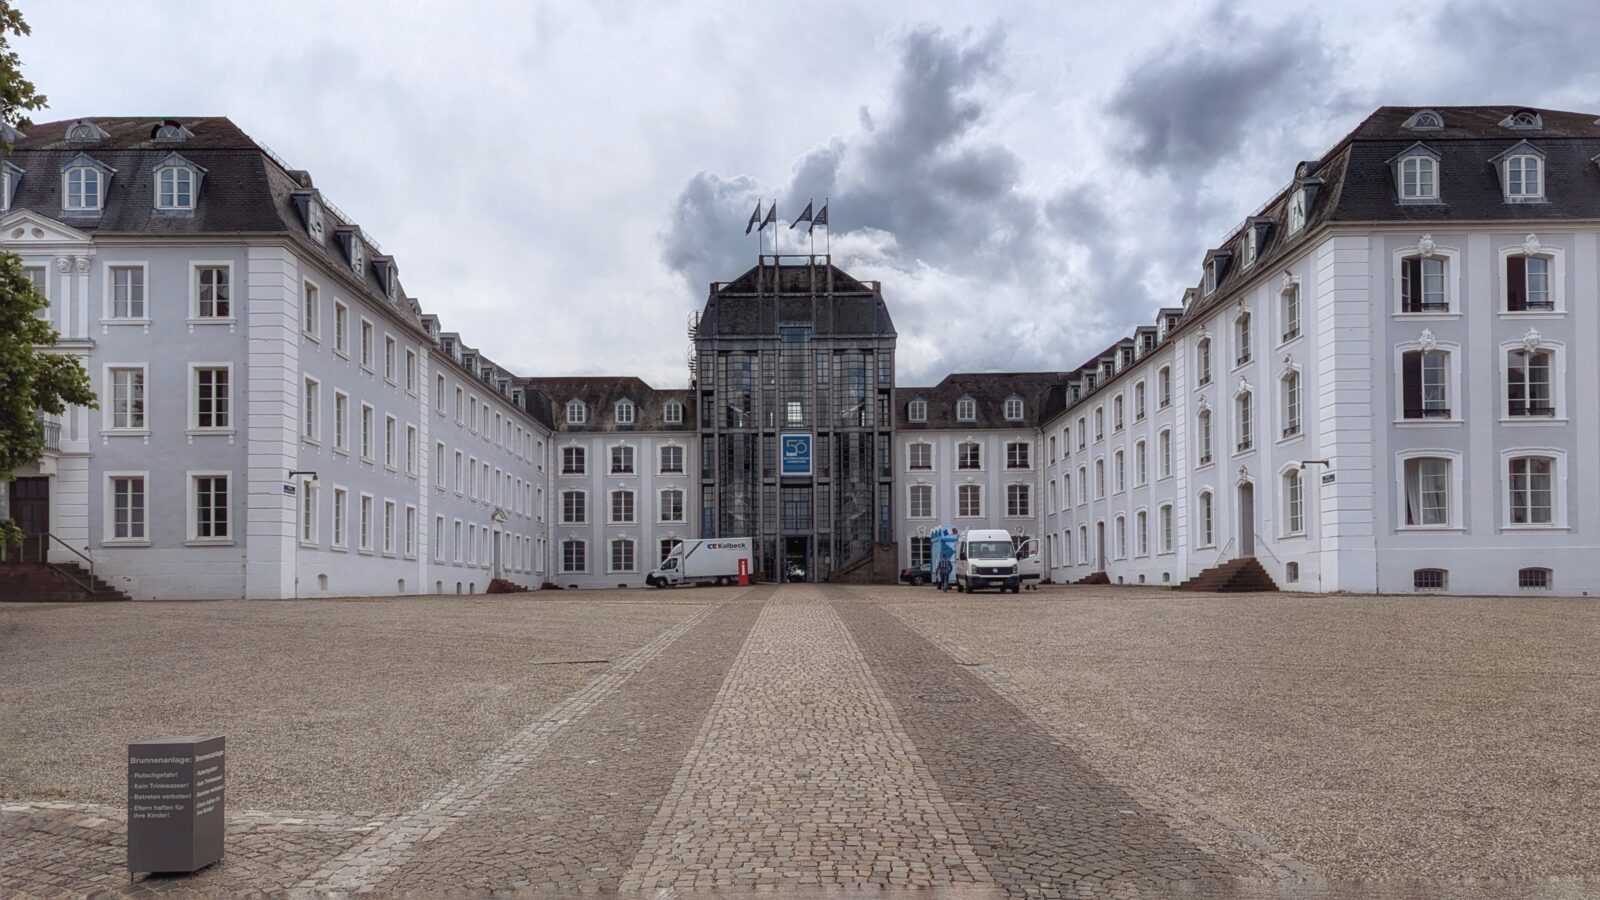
left=1402, top=351, right=1421, bottom=418
left=1401, top=257, right=1420, bottom=311
left=1507, top=255, right=1526, bottom=311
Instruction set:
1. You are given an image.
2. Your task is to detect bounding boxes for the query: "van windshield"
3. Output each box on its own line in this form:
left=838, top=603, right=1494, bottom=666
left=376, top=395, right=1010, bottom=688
left=967, top=541, right=1013, bottom=558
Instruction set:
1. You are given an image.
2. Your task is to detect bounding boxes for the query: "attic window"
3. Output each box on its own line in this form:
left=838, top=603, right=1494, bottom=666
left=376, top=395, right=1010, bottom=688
left=1, top=162, right=21, bottom=212
left=566, top=400, right=587, bottom=425
left=1287, top=190, right=1307, bottom=234
left=663, top=400, right=684, bottom=425
left=385, top=267, right=398, bottom=301
left=65, top=121, right=102, bottom=143
left=152, top=120, right=190, bottom=142
left=1399, top=154, right=1438, bottom=201
left=155, top=164, right=196, bottom=210
left=63, top=165, right=104, bottom=211
left=615, top=399, right=635, bottom=425
left=1505, top=155, right=1543, bottom=201
left=1204, top=260, right=1218, bottom=295
left=1503, top=110, right=1543, bottom=130
left=349, top=235, right=365, bottom=274
left=1003, top=396, right=1024, bottom=421
left=956, top=397, right=977, bottom=422
left=1404, top=110, right=1443, bottom=131
left=907, top=399, right=927, bottom=422
left=307, top=199, right=325, bottom=243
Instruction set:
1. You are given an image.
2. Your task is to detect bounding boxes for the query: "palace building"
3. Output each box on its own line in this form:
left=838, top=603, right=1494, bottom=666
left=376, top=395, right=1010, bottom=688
left=3, top=105, right=1599, bottom=598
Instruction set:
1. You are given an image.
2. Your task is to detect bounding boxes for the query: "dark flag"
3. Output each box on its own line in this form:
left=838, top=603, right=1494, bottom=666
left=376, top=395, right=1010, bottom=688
left=760, top=202, right=777, bottom=230
left=790, top=200, right=813, bottom=230
left=744, top=201, right=762, bottom=235
left=811, top=201, right=829, bottom=233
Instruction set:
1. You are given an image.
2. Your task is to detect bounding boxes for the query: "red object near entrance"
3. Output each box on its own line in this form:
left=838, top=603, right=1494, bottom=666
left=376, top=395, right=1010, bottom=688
left=737, top=558, right=749, bottom=586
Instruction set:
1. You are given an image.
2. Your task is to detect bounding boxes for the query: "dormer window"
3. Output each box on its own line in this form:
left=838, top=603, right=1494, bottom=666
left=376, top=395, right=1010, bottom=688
left=349, top=236, right=365, bottom=274
left=956, top=397, right=976, bottom=422
left=1502, top=110, right=1543, bottom=130
left=307, top=199, right=325, bottom=243
left=907, top=399, right=927, bottom=423
left=0, top=162, right=20, bottom=211
left=1404, top=110, right=1444, bottom=131
left=65, top=120, right=104, bottom=143
left=157, top=165, right=193, bottom=209
left=566, top=400, right=587, bottom=425
left=1505, top=155, right=1543, bottom=201
left=1003, top=396, right=1024, bottom=421
left=1391, top=143, right=1440, bottom=203
left=615, top=399, right=635, bottom=425
left=152, top=120, right=191, bottom=142
left=385, top=267, right=398, bottom=301
left=63, top=164, right=105, bottom=212
left=1287, top=190, right=1306, bottom=233
left=1203, top=261, right=1217, bottom=295
left=663, top=400, right=684, bottom=425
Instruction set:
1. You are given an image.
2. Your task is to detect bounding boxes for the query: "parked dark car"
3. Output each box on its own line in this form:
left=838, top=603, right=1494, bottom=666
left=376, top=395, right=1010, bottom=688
left=899, top=562, right=932, bottom=586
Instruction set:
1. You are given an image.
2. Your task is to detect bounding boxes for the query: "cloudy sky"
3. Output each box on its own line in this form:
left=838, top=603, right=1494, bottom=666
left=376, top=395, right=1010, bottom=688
left=20, top=1, right=1599, bottom=385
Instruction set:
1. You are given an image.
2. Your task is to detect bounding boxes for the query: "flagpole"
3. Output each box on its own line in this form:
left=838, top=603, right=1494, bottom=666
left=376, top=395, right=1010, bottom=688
left=825, top=196, right=831, bottom=257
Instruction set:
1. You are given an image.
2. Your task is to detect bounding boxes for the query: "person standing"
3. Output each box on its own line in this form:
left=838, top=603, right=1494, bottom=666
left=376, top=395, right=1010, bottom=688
left=936, top=555, right=953, bottom=592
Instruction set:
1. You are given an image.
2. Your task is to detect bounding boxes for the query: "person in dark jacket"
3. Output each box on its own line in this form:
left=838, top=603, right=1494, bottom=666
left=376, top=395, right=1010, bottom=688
left=936, top=556, right=953, bottom=591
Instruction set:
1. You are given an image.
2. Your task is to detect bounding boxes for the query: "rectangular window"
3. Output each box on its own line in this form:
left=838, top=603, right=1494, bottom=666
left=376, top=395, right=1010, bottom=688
left=195, top=266, right=230, bottom=318
left=1507, top=349, right=1553, bottom=417
left=562, top=540, right=586, bottom=573
left=193, top=474, right=229, bottom=540
left=360, top=404, right=374, bottom=459
left=1402, top=350, right=1450, bottom=418
left=562, top=446, right=585, bottom=475
left=1160, top=505, right=1173, bottom=553
left=110, top=265, right=145, bottom=319
left=1401, top=257, right=1447, bottom=312
left=909, top=443, right=932, bottom=470
left=454, top=450, right=464, bottom=493
left=611, top=445, right=635, bottom=474
left=303, top=282, right=319, bottom=337
left=659, top=445, right=684, bottom=474
left=660, top=489, right=685, bottom=523
left=434, top=515, right=445, bottom=561
left=562, top=491, right=586, bottom=524
left=1282, top=287, right=1300, bottom=341
left=359, top=496, right=373, bottom=551
left=193, top=366, right=230, bottom=430
left=334, top=301, right=348, bottom=354
left=1507, top=255, right=1552, bottom=311
left=334, top=392, right=349, bottom=451
left=404, top=506, right=417, bottom=557
left=453, top=521, right=463, bottom=562
left=1158, top=369, right=1171, bottom=408
left=109, top=475, right=146, bottom=541
left=909, top=484, right=933, bottom=518
left=404, top=349, right=417, bottom=394
left=384, top=336, right=397, bottom=382
left=1404, top=458, right=1450, bottom=527
left=610, top=540, right=635, bottom=573
left=958, top=484, right=981, bottom=518
left=1283, top=373, right=1302, bottom=437
left=1508, top=456, right=1553, bottom=525
left=1006, top=484, right=1030, bottom=517
left=384, top=415, right=396, bottom=468
left=958, top=443, right=981, bottom=470
left=302, top=378, right=319, bottom=441
left=406, top=425, right=418, bottom=475
left=611, top=490, right=634, bottom=524
left=332, top=487, right=348, bottom=547
left=436, top=374, right=446, bottom=412
left=434, top=441, right=446, bottom=488
left=300, top=480, right=317, bottom=544
left=360, top=320, right=374, bottom=369
left=1006, top=442, right=1030, bottom=470
left=383, top=500, right=396, bottom=554
left=108, top=367, right=148, bottom=430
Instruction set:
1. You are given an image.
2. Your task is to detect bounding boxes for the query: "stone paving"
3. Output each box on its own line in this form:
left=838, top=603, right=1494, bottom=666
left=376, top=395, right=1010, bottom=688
left=3, top=584, right=1598, bottom=899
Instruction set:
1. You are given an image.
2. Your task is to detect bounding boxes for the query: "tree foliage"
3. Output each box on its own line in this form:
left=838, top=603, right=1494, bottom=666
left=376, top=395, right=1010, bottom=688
left=0, top=2, right=94, bottom=485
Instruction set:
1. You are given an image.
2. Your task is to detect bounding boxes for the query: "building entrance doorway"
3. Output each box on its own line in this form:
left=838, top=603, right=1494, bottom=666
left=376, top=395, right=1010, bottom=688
left=9, top=477, right=48, bottom=560
left=1095, top=521, right=1106, bottom=572
left=784, top=535, right=811, bottom=582
left=1238, top=483, right=1256, bottom=558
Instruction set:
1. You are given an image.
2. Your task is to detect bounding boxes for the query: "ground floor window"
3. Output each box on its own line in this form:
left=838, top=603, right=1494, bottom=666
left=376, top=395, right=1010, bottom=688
left=909, top=536, right=931, bottom=568
left=610, top=538, right=635, bottom=573
left=193, top=474, right=229, bottom=540
left=110, top=475, right=146, bottom=541
left=660, top=537, right=680, bottom=562
left=1519, top=567, right=1551, bottom=589
left=1414, top=568, right=1447, bottom=591
left=562, top=539, right=586, bottom=573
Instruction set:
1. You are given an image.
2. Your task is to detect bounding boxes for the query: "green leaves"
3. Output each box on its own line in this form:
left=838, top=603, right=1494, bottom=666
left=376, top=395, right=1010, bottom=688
left=0, top=253, right=95, bottom=480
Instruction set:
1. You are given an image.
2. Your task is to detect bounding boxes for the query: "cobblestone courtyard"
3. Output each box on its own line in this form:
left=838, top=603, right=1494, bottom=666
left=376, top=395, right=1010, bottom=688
left=2, top=585, right=1597, bottom=898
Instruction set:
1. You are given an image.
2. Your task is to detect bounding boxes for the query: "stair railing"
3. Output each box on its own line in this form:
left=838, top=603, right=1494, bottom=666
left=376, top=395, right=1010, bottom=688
left=4, top=533, right=100, bottom=595
left=1212, top=537, right=1236, bottom=567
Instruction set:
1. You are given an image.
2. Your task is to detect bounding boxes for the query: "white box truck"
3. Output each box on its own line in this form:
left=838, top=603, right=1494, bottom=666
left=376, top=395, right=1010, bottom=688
left=955, top=528, right=1022, bottom=594
left=645, top=537, right=753, bottom=588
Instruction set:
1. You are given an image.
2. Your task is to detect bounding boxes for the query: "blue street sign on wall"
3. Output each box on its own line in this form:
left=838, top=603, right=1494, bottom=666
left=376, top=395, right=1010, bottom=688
left=781, top=434, right=813, bottom=477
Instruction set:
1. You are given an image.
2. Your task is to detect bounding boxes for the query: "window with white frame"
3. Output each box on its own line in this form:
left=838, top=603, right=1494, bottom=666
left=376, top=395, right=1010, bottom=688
left=193, top=474, right=229, bottom=540
left=1005, top=440, right=1030, bottom=469
left=302, top=377, right=319, bottom=441
left=1160, top=504, right=1174, bottom=553
left=956, top=397, right=976, bottom=422
left=1506, top=254, right=1552, bottom=311
left=660, top=488, right=686, bottom=523
left=109, top=265, right=145, bottom=319
left=1507, top=455, right=1555, bottom=526
left=1078, top=525, right=1088, bottom=562
left=1236, top=391, right=1252, bottom=452
left=1158, top=367, right=1171, bottom=407
left=383, top=501, right=396, bottom=554
left=957, top=441, right=981, bottom=470
left=908, top=442, right=932, bottom=471
left=1197, top=491, right=1214, bottom=547
left=1287, top=189, right=1306, bottom=233
left=1197, top=410, right=1213, bottom=465
left=1113, top=449, right=1125, bottom=492
left=360, top=320, right=374, bottom=368
left=1399, top=154, right=1437, bottom=201
left=1094, top=458, right=1105, bottom=498
left=1134, top=382, right=1146, bottom=420
left=610, top=538, right=636, bottom=573
left=1115, top=515, right=1126, bottom=558
left=1004, top=396, right=1023, bottom=421
left=360, top=404, right=374, bottom=459
left=332, top=487, right=347, bottom=548
left=611, top=489, right=635, bottom=524
left=195, top=265, right=230, bottom=318
left=562, top=446, right=585, bottom=475
left=1504, top=154, right=1542, bottom=201
left=403, top=507, right=416, bottom=558
left=611, top=444, right=635, bottom=474
left=909, top=483, right=933, bottom=518
left=957, top=483, right=982, bottom=517
left=434, top=441, right=445, bottom=488
left=908, top=399, right=927, bottom=422
left=435, top=374, right=446, bottom=412
left=1235, top=313, right=1251, bottom=365
left=434, top=515, right=445, bottom=561
left=664, top=400, right=683, bottom=424
left=302, top=282, right=319, bottom=337
left=1047, top=480, right=1057, bottom=512
left=384, top=415, right=397, bottom=468
left=566, top=400, right=587, bottom=425
left=1006, top=484, right=1030, bottom=517
left=1506, top=347, right=1554, bottom=417
left=1076, top=466, right=1087, bottom=505
left=1060, top=474, right=1071, bottom=510
left=108, top=475, right=146, bottom=542
left=404, top=349, right=417, bottom=394
left=1094, top=407, right=1104, bottom=441
left=616, top=400, right=635, bottom=425
left=300, top=480, right=318, bottom=544
left=332, top=392, right=348, bottom=451
left=333, top=302, right=348, bottom=354
left=1282, top=371, right=1301, bottom=438
left=1282, top=284, right=1301, bottom=340
left=660, top=444, right=684, bottom=474
left=156, top=165, right=194, bottom=210
left=1401, top=349, right=1451, bottom=419
left=64, top=165, right=102, bottom=210
left=406, top=425, right=418, bottom=476
left=1400, top=255, right=1447, bottom=313
left=1076, top=417, right=1087, bottom=450
left=1197, top=338, right=1212, bottom=385
left=1113, top=395, right=1124, bottom=431
left=383, top=336, right=396, bottom=382
left=1403, top=457, right=1451, bottom=527
left=1285, top=469, right=1304, bottom=535
left=1159, top=429, right=1172, bottom=479
left=358, top=495, right=373, bottom=551
left=561, top=490, right=586, bottom=524
left=1135, top=440, right=1147, bottom=485
left=191, top=366, right=227, bottom=430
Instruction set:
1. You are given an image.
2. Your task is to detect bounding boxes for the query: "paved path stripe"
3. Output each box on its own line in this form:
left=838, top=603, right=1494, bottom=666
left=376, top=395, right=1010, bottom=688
left=620, top=589, right=994, bottom=894
left=296, top=601, right=720, bottom=893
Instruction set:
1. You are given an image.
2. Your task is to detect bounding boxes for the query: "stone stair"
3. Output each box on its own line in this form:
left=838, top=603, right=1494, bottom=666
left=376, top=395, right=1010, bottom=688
left=1074, top=571, right=1110, bottom=585
left=1175, top=558, right=1278, bottom=593
left=0, top=561, right=131, bottom=602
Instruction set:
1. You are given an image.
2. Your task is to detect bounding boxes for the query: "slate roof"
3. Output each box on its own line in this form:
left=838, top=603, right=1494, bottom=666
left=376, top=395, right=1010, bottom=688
left=896, top=373, right=1068, bottom=430
left=517, top=377, right=696, bottom=434
left=697, top=261, right=896, bottom=339
left=1043, top=104, right=1600, bottom=428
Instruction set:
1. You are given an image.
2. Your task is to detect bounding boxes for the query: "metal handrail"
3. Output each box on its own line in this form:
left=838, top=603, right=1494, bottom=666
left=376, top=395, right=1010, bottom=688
left=1, top=532, right=96, bottom=594
left=1213, top=537, right=1237, bottom=567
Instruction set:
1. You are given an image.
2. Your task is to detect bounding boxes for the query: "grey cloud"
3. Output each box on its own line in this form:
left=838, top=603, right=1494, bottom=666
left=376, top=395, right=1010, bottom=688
left=1108, top=8, right=1334, bottom=179
left=1429, top=0, right=1600, bottom=101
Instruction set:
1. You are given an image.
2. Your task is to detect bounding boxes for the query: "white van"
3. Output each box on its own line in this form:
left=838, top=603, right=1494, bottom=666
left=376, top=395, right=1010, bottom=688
left=645, top=538, right=752, bottom=588
left=955, top=528, right=1021, bottom=594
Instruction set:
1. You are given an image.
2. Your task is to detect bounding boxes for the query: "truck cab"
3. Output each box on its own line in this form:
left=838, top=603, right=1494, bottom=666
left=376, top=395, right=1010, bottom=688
left=955, top=528, right=1021, bottom=594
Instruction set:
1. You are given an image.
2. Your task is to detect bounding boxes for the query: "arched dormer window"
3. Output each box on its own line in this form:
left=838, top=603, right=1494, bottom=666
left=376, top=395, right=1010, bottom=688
left=153, top=154, right=203, bottom=211
left=65, top=120, right=104, bottom=143
left=955, top=396, right=976, bottom=422
left=61, top=155, right=113, bottom=213
left=1492, top=142, right=1545, bottom=203
left=1003, top=395, right=1024, bottom=421
left=565, top=399, right=587, bottom=425
left=615, top=399, right=635, bottom=425
left=1501, top=109, right=1543, bottom=130
left=662, top=399, right=683, bottom=425
left=1404, top=109, right=1443, bottom=131
left=151, top=120, right=191, bottom=142
left=907, top=398, right=927, bottom=423
left=1389, top=143, right=1439, bottom=203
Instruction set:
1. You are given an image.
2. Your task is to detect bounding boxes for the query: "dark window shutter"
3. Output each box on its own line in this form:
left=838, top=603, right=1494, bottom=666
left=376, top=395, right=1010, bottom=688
left=1402, top=351, right=1421, bottom=418
left=1401, top=257, right=1419, bottom=311
left=1507, top=255, right=1526, bottom=311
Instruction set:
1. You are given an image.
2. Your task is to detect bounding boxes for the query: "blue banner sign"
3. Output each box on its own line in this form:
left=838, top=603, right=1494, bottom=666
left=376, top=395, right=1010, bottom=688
left=780, top=434, right=813, bottom=477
